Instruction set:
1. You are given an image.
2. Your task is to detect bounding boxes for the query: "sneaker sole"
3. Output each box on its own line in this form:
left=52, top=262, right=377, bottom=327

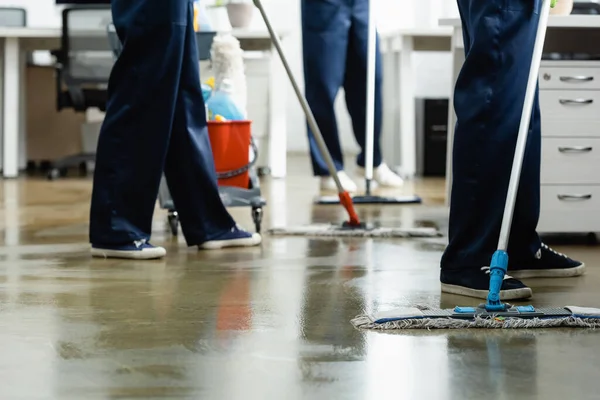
left=441, top=283, right=533, bottom=300
left=91, top=248, right=166, bottom=260
left=509, top=263, right=586, bottom=279
left=199, top=234, right=262, bottom=250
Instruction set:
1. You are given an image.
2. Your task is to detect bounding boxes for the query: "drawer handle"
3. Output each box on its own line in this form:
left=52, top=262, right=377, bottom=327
left=559, top=98, right=594, bottom=105
left=560, top=76, right=594, bottom=83
left=557, top=194, right=592, bottom=201
left=558, top=146, right=593, bottom=153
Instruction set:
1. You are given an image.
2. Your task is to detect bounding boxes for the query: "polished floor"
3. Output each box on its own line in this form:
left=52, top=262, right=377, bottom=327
left=0, top=157, right=599, bottom=399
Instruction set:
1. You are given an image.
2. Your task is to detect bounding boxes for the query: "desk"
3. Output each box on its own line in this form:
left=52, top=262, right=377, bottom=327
left=378, top=28, right=452, bottom=178
left=0, top=27, right=289, bottom=179
left=441, top=16, right=600, bottom=233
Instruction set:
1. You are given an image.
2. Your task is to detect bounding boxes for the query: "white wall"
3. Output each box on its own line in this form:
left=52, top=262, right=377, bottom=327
left=7, top=0, right=459, bottom=154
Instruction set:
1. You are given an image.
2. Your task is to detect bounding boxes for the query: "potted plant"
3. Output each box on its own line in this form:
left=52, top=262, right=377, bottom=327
left=550, top=0, right=574, bottom=15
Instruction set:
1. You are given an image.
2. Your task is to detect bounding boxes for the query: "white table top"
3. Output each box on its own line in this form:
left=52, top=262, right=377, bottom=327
left=0, top=26, right=289, bottom=40
left=379, top=27, right=453, bottom=39
left=440, top=15, right=600, bottom=28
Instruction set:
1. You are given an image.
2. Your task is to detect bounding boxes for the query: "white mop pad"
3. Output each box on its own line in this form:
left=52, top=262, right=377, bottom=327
left=268, top=224, right=441, bottom=238
left=351, top=305, right=600, bottom=330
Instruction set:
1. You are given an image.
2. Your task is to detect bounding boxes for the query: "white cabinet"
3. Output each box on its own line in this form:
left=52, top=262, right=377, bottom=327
left=538, top=61, right=600, bottom=233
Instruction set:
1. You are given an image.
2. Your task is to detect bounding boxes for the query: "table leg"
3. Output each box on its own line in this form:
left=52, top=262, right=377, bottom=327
left=399, top=35, right=416, bottom=177
left=445, top=27, right=465, bottom=205
left=19, top=51, right=26, bottom=171
left=2, top=37, right=20, bottom=178
left=268, top=42, right=287, bottom=179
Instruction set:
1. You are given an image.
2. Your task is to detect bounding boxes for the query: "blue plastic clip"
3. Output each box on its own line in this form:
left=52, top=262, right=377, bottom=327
left=454, top=306, right=476, bottom=313
left=485, top=250, right=510, bottom=312
left=516, top=305, right=535, bottom=313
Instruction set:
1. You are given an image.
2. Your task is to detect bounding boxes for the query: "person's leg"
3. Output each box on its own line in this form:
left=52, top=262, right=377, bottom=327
left=89, top=0, right=191, bottom=258
left=342, top=0, right=403, bottom=187
left=163, top=1, right=260, bottom=250
left=440, top=0, right=582, bottom=299
left=301, top=0, right=350, bottom=178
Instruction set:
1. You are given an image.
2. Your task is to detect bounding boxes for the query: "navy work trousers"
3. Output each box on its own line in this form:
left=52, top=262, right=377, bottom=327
left=301, top=0, right=383, bottom=176
left=441, top=0, right=543, bottom=270
left=89, top=0, right=235, bottom=246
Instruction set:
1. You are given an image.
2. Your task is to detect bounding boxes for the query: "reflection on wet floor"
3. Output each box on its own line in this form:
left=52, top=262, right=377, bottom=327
left=0, top=167, right=599, bottom=399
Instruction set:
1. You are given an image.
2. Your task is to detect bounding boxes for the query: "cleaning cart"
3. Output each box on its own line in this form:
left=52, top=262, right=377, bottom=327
left=159, top=122, right=266, bottom=236
left=107, top=24, right=266, bottom=236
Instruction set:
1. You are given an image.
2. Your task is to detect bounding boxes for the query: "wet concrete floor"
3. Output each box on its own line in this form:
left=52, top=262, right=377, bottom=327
left=0, top=160, right=599, bottom=399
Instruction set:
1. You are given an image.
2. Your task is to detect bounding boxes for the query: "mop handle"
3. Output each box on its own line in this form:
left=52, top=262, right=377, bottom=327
left=252, top=0, right=345, bottom=193
left=497, top=0, right=551, bottom=251
left=364, top=0, right=376, bottom=190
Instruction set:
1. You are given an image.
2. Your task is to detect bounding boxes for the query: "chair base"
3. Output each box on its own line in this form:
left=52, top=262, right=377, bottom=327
left=47, top=152, right=95, bottom=180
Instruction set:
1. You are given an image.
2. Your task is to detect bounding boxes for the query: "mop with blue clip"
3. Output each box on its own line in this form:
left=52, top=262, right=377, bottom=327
left=352, top=0, right=600, bottom=330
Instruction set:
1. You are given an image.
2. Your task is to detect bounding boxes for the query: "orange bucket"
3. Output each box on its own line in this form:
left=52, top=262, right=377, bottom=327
left=207, top=120, right=252, bottom=189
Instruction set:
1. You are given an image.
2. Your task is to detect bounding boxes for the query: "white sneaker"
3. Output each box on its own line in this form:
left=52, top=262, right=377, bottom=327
left=357, top=163, right=404, bottom=188
left=320, top=171, right=358, bottom=192
left=91, top=240, right=166, bottom=260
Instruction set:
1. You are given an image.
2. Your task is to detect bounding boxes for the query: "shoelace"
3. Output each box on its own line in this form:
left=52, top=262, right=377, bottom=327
left=134, top=239, right=147, bottom=249
left=541, top=243, right=568, bottom=259
left=481, top=266, right=514, bottom=280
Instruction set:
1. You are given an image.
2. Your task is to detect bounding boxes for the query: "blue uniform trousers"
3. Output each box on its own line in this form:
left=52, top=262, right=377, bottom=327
left=441, top=0, right=543, bottom=270
left=301, top=0, right=383, bottom=176
left=90, top=0, right=235, bottom=246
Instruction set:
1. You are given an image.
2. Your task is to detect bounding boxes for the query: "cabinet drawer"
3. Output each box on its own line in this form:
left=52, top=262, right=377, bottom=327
left=538, top=185, right=600, bottom=233
left=539, top=90, right=600, bottom=121
left=541, top=117, right=600, bottom=138
left=541, top=138, right=600, bottom=184
left=539, top=67, right=600, bottom=90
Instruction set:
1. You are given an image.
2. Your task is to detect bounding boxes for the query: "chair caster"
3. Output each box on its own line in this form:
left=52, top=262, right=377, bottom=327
left=47, top=168, right=67, bottom=180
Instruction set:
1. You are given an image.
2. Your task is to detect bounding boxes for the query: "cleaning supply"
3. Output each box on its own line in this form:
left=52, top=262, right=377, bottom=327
left=206, top=79, right=245, bottom=121
left=210, top=34, right=248, bottom=117
left=201, top=83, right=213, bottom=102
left=207, top=120, right=255, bottom=188
left=269, top=225, right=440, bottom=238
left=194, top=0, right=212, bottom=32
left=351, top=0, right=600, bottom=331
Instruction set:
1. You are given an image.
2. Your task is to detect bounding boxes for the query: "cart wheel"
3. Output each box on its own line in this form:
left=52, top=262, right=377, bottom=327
left=47, top=168, right=66, bottom=180
left=168, top=211, right=179, bottom=236
left=257, top=167, right=271, bottom=177
left=252, top=207, right=263, bottom=233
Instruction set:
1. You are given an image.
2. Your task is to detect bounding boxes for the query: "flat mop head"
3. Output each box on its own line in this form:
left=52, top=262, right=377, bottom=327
left=315, top=195, right=422, bottom=205
left=352, top=305, right=600, bottom=330
left=268, top=223, right=441, bottom=238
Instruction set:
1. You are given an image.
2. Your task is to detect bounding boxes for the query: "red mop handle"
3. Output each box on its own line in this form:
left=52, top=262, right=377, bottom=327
left=339, top=192, right=361, bottom=226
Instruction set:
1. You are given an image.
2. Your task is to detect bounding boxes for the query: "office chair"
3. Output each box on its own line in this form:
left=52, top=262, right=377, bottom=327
left=49, top=5, right=113, bottom=180
left=573, top=0, right=600, bottom=14
left=0, top=7, right=26, bottom=27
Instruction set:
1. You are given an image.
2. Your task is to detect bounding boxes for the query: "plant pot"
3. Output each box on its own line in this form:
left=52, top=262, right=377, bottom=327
left=550, top=0, right=573, bottom=15
left=226, top=3, right=254, bottom=28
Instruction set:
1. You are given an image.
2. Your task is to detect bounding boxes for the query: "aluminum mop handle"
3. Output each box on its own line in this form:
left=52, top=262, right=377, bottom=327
left=252, top=0, right=360, bottom=226
left=364, top=0, right=376, bottom=195
left=486, top=0, right=552, bottom=311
